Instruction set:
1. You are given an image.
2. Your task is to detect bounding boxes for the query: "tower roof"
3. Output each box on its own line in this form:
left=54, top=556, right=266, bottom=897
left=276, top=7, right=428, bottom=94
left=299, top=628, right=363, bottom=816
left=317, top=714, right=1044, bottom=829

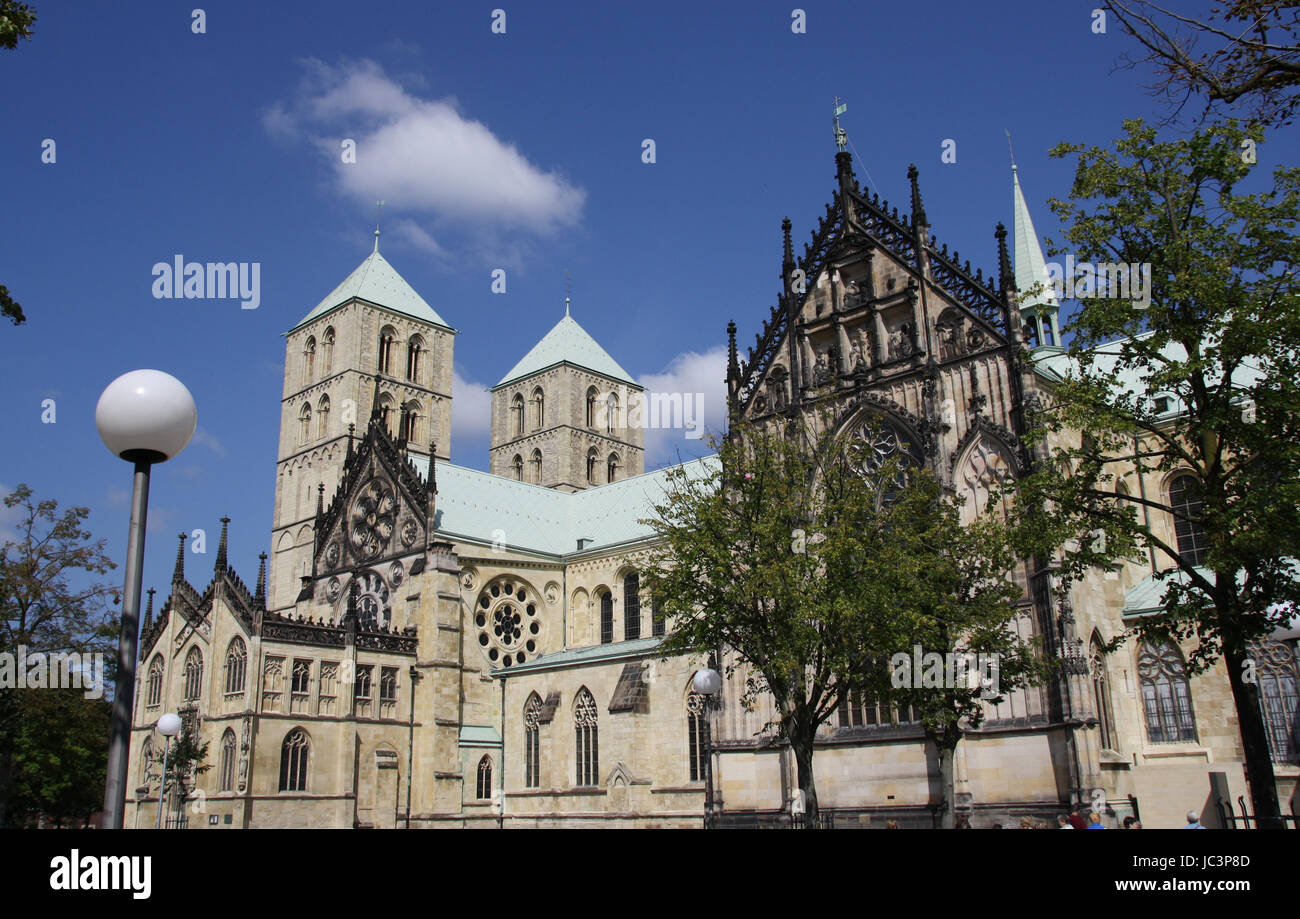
left=290, top=249, right=453, bottom=333
left=495, top=311, right=638, bottom=388
left=1012, top=165, right=1059, bottom=315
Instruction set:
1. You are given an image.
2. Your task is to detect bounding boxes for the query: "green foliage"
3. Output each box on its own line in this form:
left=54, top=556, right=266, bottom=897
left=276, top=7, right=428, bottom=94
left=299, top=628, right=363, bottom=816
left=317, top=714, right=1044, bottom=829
left=0, top=285, right=25, bottom=327
left=163, top=712, right=211, bottom=810
left=0, top=1, right=36, bottom=51
left=8, top=689, right=110, bottom=827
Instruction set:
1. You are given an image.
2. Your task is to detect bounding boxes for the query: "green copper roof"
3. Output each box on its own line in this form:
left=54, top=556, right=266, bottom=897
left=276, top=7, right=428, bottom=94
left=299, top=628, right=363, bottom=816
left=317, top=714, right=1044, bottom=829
left=458, top=725, right=502, bottom=746
left=1012, top=165, right=1059, bottom=317
left=495, top=312, right=638, bottom=388
left=410, top=455, right=718, bottom=557
left=290, top=248, right=453, bottom=333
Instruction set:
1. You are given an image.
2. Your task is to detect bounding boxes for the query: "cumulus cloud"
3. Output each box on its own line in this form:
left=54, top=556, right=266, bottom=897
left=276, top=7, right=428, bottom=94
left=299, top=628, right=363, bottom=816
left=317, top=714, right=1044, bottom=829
left=192, top=427, right=226, bottom=458
left=637, top=346, right=728, bottom=469
left=451, top=367, right=493, bottom=465
left=265, top=59, right=585, bottom=236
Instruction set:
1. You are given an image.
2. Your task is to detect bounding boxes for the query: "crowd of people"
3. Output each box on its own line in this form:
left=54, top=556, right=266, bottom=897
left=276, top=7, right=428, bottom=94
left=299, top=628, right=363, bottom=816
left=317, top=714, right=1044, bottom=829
left=935, top=807, right=1208, bottom=829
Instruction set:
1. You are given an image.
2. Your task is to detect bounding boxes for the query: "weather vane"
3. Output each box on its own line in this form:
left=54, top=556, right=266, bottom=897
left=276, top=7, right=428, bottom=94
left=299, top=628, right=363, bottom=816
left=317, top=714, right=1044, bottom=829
left=564, top=268, right=572, bottom=317
left=373, top=200, right=386, bottom=251
left=833, top=97, right=848, bottom=151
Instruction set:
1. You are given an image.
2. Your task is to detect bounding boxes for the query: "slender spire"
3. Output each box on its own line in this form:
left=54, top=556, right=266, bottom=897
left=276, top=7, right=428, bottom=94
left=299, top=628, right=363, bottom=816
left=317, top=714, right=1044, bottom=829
left=373, top=199, right=386, bottom=253
left=781, top=217, right=795, bottom=292
left=143, top=588, right=155, bottom=630
left=833, top=97, right=848, bottom=152
left=429, top=442, right=438, bottom=494
left=1011, top=163, right=1058, bottom=314
left=995, top=222, right=1013, bottom=294
left=908, top=163, right=927, bottom=228
left=255, top=552, right=267, bottom=604
left=316, top=483, right=325, bottom=518
left=172, top=533, right=186, bottom=583
left=726, top=320, right=739, bottom=381
left=370, top=372, right=384, bottom=422
left=215, top=516, right=230, bottom=572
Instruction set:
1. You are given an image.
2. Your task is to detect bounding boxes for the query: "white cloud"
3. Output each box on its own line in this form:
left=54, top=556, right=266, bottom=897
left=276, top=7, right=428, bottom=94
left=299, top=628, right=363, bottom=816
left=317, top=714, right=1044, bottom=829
left=192, top=427, right=226, bottom=458
left=265, top=59, right=585, bottom=235
left=637, top=346, right=728, bottom=468
left=390, top=218, right=449, bottom=263
left=451, top=367, right=493, bottom=461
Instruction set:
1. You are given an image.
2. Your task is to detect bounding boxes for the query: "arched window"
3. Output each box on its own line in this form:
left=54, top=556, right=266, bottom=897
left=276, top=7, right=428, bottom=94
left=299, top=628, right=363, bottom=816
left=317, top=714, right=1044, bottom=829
left=298, top=403, right=312, bottom=445
left=530, top=449, right=542, bottom=484
left=303, top=337, right=316, bottom=384
left=512, top=454, right=523, bottom=481
left=476, top=755, right=493, bottom=799
left=599, top=591, right=614, bottom=644
left=1168, top=474, right=1208, bottom=566
left=623, top=572, right=640, bottom=641
left=378, top=327, right=397, bottom=375
left=322, top=327, right=335, bottom=374
left=586, top=387, right=599, bottom=428
left=606, top=393, right=619, bottom=434
left=652, top=596, right=665, bottom=637
left=586, top=448, right=598, bottom=485
left=1252, top=639, right=1299, bottom=764
left=607, top=453, right=620, bottom=484
left=219, top=729, right=237, bottom=792
left=317, top=395, right=330, bottom=440
left=511, top=394, right=524, bottom=437
left=406, top=335, right=424, bottom=383
left=574, top=688, right=599, bottom=786
left=377, top=393, right=395, bottom=435
left=1138, top=640, right=1197, bottom=743
left=183, top=646, right=203, bottom=702
left=279, top=728, right=310, bottom=792
left=146, top=656, right=163, bottom=708
left=1090, top=636, right=1117, bottom=752
left=532, top=387, right=545, bottom=430
left=224, top=638, right=247, bottom=695
left=524, top=693, right=542, bottom=789
left=686, top=689, right=708, bottom=782
left=400, top=401, right=420, bottom=442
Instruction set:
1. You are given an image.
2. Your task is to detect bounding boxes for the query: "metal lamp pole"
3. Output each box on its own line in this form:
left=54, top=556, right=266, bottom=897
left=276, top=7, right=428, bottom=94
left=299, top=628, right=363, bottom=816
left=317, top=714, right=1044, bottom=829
left=154, top=713, right=181, bottom=829
left=693, top=665, right=722, bottom=829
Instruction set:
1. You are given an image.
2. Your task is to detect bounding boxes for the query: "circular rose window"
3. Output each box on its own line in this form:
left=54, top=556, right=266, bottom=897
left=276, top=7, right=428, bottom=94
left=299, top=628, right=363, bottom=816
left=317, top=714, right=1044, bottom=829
left=475, top=579, right=541, bottom=668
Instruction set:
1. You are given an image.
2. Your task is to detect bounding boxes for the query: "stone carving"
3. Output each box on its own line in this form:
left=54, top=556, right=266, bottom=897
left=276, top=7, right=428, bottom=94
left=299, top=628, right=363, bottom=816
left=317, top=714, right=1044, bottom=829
left=889, top=322, right=916, bottom=361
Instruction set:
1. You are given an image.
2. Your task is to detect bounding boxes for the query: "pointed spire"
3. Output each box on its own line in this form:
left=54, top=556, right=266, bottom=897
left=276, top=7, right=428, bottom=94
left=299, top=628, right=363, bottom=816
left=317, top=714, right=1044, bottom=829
left=316, top=483, right=325, bottom=518
left=995, top=222, right=1013, bottom=294
left=370, top=372, right=384, bottom=423
left=726, top=320, right=739, bottom=382
left=1011, top=164, right=1059, bottom=314
left=346, top=422, right=355, bottom=463
left=172, top=533, right=186, bottom=584
left=255, top=552, right=267, bottom=604
left=429, top=442, right=438, bottom=494
left=908, top=164, right=927, bottom=228
left=143, top=588, right=156, bottom=630
left=215, top=517, right=230, bottom=572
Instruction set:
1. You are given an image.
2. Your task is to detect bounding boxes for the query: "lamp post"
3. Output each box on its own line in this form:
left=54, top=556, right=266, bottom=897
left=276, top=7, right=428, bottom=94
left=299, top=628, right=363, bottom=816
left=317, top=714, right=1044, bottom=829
left=693, top=666, right=722, bottom=829
left=96, top=370, right=197, bottom=829
left=154, top=712, right=182, bottom=830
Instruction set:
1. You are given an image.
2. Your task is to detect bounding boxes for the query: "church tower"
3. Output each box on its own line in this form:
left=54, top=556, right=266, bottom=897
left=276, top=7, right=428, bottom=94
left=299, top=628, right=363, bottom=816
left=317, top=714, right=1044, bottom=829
left=1011, top=164, right=1062, bottom=350
left=268, top=231, right=455, bottom=610
left=489, top=299, right=644, bottom=491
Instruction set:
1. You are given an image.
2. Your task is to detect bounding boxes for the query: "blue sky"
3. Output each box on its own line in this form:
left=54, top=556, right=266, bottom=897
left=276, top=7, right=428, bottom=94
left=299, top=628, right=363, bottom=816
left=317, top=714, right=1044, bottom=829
left=2, top=0, right=1296, bottom=599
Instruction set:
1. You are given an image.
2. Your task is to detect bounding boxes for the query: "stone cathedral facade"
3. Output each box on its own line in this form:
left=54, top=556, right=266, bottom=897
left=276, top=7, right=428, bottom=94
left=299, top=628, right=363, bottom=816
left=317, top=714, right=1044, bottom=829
left=123, top=147, right=1298, bottom=830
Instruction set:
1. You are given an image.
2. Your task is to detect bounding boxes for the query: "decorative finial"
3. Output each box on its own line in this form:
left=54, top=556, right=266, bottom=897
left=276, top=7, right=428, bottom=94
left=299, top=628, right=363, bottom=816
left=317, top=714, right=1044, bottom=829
left=564, top=269, right=572, bottom=317
left=833, top=97, right=848, bottom=152
left=995, top=222, right=1013, bottom=294
left=173, top=533, right=186, bottom=583
left=908, top=164, right=927, bottom=228
left=215, top=516, right=231, bottom=572
left=374, top=200, right=386, bottom=252
left=317, top=483, right=325, bottom=518
left=726, top=320, right=739, bottom=381
left=143, top=588, right=156, bottom=629
left=255, top=552, right=267, bottom=603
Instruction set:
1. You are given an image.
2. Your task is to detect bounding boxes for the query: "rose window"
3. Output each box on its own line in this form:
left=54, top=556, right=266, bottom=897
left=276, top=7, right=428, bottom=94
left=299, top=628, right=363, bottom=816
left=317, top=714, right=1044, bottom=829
left=475, top=579, right=541, bottom=668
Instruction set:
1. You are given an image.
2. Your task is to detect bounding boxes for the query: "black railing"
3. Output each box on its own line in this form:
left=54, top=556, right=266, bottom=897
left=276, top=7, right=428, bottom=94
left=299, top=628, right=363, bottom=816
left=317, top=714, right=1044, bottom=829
left=1216, top=795, right=1300, bottom=829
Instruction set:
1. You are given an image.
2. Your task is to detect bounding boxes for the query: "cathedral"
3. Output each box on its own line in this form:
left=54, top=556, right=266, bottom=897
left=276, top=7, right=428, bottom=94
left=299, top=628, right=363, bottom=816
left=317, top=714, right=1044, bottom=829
left=123, top=140, right=1299, bottom=829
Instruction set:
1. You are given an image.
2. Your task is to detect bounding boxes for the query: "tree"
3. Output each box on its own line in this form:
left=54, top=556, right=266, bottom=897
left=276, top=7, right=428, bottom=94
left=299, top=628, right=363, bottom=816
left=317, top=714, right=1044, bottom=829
left=0, top=484, right=117, bottom=827
left=8, top=689, right=110, bottom=827
left=1012, top=118, right=1300, bottom=829
left=160, top=712, right=210, bottom=826
left=644, top=413, right=1040, bottom=828
left=1, top=285, right=25, bottom=327
left=1103, top=1, right=1300, bottom=126
left=0, top=0, right=36, bottom=50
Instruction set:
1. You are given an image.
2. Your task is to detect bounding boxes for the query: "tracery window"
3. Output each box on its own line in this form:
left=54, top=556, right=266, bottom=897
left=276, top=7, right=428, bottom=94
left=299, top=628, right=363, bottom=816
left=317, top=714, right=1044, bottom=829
left=1252, top=639, right=1300, bottom=764
left=1090, top=636, right=1118, bottom=752
left=512, top=394, right=524, bottom=437
left=599, top=591, right=614, bottom=645
left=845, top=414, right=923, bottom=496
left=586, top=387, right=599, bottom=428
left=219, top=729, right=237, bottom=792
left=224, top=638, right=246, bottom=695
left=322, top=327, right=334, bottom=374
left=524, top=693, right=542, bottom=788
left=532, top=387, right=545, bottom=430
left=291, top=659, right=311, bottom=695
left=299, top=403, right=312, bottom=445
left=183, top=646, right=203, bottom=702
left=355, top=665, right=373, bottom=701
left=686, top=690, right=708, bottom=782
left=1168, top=474, right=1209, bottom=567
left=512, top=454, right=523, bottom=481
left=574, top=688, right=599, bottom=786
left=476, top=755, right=493, bottom=800
left=279, top=729, right=309, bottom=792
left=317, top=395, right=330, bottom=440
left=607, top=452, right=619, bottom=484
left=623, top=572, right=640, bottom=641
left=304, top=336, right=316, bottom=384
left=146, top=655, right=163, bottom=708
left=406, top=335, right=424, bottom=383
left=1138, top=640, right=1197, bottom=743
left=380, top=667, right=397, bottom=701
left=378, top=327, right=397, bottom=375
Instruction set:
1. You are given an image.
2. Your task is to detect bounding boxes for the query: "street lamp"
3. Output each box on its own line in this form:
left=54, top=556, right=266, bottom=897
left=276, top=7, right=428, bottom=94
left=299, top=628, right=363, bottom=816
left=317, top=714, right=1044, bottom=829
left=96, top=370, right=197, bottom=829
left=154, top=712, right=182, bottom=830
left=693, top=666, right=722, bottom=829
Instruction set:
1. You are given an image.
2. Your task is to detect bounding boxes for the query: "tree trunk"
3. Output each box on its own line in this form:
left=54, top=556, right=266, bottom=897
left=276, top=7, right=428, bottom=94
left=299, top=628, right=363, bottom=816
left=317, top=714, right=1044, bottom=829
left=935, top=738, right=957, bottom=829
left=1225, top=643, right=1283, bottom=829
left=789, top=729, right=819, bottom=829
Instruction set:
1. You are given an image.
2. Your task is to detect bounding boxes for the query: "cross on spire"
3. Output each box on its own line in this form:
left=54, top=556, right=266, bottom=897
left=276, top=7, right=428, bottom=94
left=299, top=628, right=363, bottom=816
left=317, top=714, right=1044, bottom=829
left=564, top=268, right=572, bottom=317
left=374, top=200, right=386, bottom=252
left=833, top=97, right=848, bottom=151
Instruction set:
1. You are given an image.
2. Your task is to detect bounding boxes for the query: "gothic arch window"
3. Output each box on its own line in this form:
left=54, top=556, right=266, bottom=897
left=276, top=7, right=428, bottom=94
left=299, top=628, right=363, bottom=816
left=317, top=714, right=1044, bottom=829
left=586, top=386, right=599, bottom=428
left=586, top=447, right=598, bottom=485
left=224, top=638, right=247, bottom=695
left=279, top=728, right=310, bottom=792
left=532, top=387, right=545, bottom=430
left=1090, top=635, right=1117, bottom=752
left=400, top=400, right=420, bottom=442
left=512, top=454, right=523, bottom=481
left=511, top=393, right=524, bottom=437
left=530, top=449, right=542, bottom=484
left=524, top=693, right=542, bottom=788
left=599, top=590, right=614, bottom=644
left=406, top=335, right=424, bottom=383
left=183, top=646, right=203, bottom=702
left=607, top=452, right=620, bottom=484
left=844, top=412, right=924, bottom=498
left=606, top=393, right=619, bottom=434
left=1138, top=640, right=1197, bottom=743
left=378, top=326, right=397, bottom=375
left=623, top=572, right=640, bottom=641
left=956, top=437, right=1015, bottom=524
left=574, top=688, right=599, bottom=786
left=219, top=729, right=237, bottom=792
left=1252, top=639, right=1300, bottom=764
left=686, top=689, right=708, bottom=782
left=317, top=395, right=331, bottom=440
left=1168, top=474, right=1208, bottom=567
left=476, top=755, right=493, bottom=799
left=303, top=337, right=316, bottom=384
left=146, top=655, right=163, bottom=708
left=322, top=327, right=335, bottom=374
left=298, top=402, right=312, bottom=445
left=377, top=393, right=396, bottom=435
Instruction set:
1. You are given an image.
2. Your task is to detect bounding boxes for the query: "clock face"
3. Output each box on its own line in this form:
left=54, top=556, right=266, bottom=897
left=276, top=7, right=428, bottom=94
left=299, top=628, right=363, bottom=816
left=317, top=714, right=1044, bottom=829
left=349, top=477, right=396, bottom=559
left=355, top=570, right=391, bottom=629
